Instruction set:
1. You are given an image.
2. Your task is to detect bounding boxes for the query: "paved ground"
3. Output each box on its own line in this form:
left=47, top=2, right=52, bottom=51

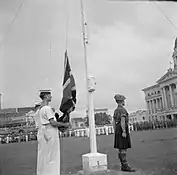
left=1, top=128, right=177, bottom=175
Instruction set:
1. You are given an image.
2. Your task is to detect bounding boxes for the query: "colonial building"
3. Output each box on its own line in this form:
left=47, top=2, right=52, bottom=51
left=71, top=117, right=86, bottom=129
left=142, top=38, right=177, bottom=121
left=129, top=110, right=149, bottom=124
left=0, top=106, right=35, bottom=128
left=86, top=108, right=108, bottom=116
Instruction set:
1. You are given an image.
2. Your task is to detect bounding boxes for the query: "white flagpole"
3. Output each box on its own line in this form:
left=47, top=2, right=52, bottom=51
left=80, top=0, right=107, bottom=174
left=80, top=0, right=97, bottom=154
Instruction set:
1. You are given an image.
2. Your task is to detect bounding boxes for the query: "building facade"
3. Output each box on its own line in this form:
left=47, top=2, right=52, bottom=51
left=142, top=38, right=177, bottom=121
left=71, top=117, right=86, bottom=129
left=0, top=107, right=35, bottom=128
left=86, top=108, right=108, bottom=116
left=129, top=110, right=149, bottom=124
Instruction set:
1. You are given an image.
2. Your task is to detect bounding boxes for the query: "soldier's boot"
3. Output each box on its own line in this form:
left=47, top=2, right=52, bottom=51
left=118, top=153, right=123, bottom=168
left=119, top=153, right=136, bottom=172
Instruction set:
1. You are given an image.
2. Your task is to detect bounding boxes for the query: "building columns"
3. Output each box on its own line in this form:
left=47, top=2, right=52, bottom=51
left=160, top=97, right=163, bottom=109
left=169, top=84, right=174, bottom=107
left=162, top=87, right=168, bottom=109
left=153, top=99, right=157, bottom=113
left=147, top=101, right=150, bottom=114
left=175, top=83, right=177, bottom=107
left=150, top=100, right=153, bottom=113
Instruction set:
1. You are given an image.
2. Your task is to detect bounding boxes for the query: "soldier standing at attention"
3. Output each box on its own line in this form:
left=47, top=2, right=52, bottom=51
left=113, top=94, right=135, bottom=172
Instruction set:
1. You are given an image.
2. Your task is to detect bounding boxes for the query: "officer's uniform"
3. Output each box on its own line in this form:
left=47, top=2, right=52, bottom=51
left=113, top=94, right=135, bottom=172
left=113, top=104, right=131, bottom=149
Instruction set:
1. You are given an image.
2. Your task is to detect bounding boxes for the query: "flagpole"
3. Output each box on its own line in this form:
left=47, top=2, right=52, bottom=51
left=80, top=0, right=97, bottom=154
left=80, top=0, right=89, bottom=93
left=80, top=0, right=108, bottom=174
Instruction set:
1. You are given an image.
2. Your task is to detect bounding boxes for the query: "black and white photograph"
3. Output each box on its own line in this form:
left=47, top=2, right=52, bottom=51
left=0, top=0, right=177, bottom=175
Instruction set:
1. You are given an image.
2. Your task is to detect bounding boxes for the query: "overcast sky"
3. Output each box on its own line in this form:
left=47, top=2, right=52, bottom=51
left=0, top=0, right=177, bottom=117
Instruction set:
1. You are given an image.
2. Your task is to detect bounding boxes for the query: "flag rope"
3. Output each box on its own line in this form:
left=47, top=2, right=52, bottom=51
left=0, top=1, right=25, bottom=49
left=65, top=0, right=69, bottom=50
left=60, top=1, right=70, bottom=173
left=151, top=0, right=177, bottom=32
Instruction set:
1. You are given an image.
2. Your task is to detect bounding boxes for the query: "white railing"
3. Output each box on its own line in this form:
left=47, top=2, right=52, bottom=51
left=59, top=125, right=115, bottom=137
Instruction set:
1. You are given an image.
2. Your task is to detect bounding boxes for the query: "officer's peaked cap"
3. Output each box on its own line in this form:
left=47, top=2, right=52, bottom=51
left=114, top=94, right=126, bottom=101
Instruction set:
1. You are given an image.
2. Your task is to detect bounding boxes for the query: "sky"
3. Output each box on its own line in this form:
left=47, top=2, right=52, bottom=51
left=0, top=0, right=177, bottom=117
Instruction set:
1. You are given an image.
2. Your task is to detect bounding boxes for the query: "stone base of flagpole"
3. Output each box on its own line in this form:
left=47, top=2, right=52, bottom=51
left=76, top=169, right=145, bottom=175
left=81, top=153, right=107, bottom=174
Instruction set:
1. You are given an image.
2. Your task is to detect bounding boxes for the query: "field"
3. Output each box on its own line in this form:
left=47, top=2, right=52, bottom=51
left=1, top=128, right=177, bottom=175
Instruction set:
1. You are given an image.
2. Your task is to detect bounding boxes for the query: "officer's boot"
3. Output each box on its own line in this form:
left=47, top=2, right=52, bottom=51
left=119, top=152, right=136, bottom=172
left=118, top=153, right=123, bottom=168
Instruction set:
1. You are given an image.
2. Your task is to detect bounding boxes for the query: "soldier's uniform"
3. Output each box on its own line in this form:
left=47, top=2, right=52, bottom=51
left=113, top=94, right=135, bottom=172
left=113, top=103, right=131, bottom=149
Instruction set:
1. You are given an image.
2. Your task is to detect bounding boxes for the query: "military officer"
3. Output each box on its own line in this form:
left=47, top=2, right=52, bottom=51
left=113, top=94, right=135, bottom=172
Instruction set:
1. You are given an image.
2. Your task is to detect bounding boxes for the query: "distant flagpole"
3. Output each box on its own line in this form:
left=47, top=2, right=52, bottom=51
left=0, top=1, right=25, bottom=108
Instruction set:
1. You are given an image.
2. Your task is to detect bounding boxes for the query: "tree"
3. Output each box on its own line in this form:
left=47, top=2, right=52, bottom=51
left=84, top=112, right=112, bottom=126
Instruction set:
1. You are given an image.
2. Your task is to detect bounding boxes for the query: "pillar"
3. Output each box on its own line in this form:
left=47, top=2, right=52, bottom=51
left=162, top=87, right=168, bottom=109
left=150, top=100, right=153, bottom=113
left=86, top=128, right=89, bottom=137
left=81, top=129, right=84, bottom=137
left=152, top=100, right=155, bottom=113
left=175, top=83, right=177, bottom=107
left=69, top=130, right=72, bottom=137
left=160, top=97, right=163, bottom=109
left=147, top=101, right=150, bottom=114
left=105, top=126, right=109, bottom=135
left=26, top=134, right=28, bottom=142
left=169, top=85, right=174, bottom=107
left=154, top=99, right=157, bottom=113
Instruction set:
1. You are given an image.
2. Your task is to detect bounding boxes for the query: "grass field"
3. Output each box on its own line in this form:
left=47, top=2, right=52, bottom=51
left=1, top=128, right=177, bottom=175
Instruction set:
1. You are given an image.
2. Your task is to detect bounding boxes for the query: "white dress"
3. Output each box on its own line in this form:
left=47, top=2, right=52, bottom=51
left=38, top=105, right=60, bottom=175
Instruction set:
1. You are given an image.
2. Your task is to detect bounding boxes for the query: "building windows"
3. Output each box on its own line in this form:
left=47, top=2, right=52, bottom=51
left=80, top=123, right=85, bottom=127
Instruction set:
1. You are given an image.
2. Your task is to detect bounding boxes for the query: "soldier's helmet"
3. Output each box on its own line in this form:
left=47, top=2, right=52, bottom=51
left=114, top=94, right=126, bottom=101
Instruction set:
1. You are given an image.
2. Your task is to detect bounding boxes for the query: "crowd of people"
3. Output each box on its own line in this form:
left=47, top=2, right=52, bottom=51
left=1, top=117, right=177, bottom=144
left=132, top=119, right=177, bottom=131
left=0, top=128, right=37, bottom=144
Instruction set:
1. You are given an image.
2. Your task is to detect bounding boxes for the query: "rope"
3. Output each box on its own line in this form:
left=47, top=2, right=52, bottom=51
left=60, top=132, right=64, bottom=174
left=65, top=0, right=69, bottom=50
left=0, top=1, right=25, bottom=48
left=0, top=0, right=25, bottom=104
left=151, top=0, right=177, bottom=32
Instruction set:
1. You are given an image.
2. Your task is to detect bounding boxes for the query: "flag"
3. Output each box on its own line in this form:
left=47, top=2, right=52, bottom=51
left=173, top=37, right=177, bottom=58
left=59, top=50, right=76, bottom=114
left=174, top=37, right=177, bottom=50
